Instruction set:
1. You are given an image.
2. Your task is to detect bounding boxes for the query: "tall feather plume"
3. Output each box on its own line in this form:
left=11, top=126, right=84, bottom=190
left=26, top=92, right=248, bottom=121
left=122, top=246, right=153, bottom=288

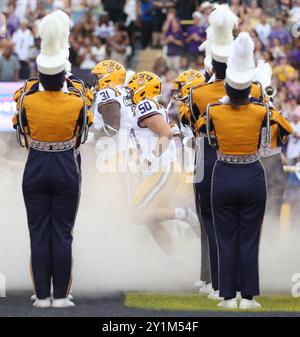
left=227, top=32, right=255, bottom=73
left=209, top=4, right=238, bottom=46
left=254, top=60, right=272, bottom=88
left=51, top=10, right=70, bottom=50
left=38, top=14, right=64, bottom=56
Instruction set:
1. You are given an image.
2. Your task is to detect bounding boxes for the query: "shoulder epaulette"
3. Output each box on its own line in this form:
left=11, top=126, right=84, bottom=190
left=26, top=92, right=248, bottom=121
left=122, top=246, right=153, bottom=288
left=252, top=101, right=266, bottom=108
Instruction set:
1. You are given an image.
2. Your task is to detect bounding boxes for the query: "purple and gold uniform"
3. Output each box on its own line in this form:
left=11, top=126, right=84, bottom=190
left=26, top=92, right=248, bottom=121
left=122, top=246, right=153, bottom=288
left=13, top=85, right=93, bottom=300
left=200, top=101, right=293, bottom=299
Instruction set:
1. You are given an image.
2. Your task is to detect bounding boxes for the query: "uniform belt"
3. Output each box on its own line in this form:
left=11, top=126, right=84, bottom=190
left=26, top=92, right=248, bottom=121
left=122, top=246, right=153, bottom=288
left=217, top=151, right=260, bottom=164
left=28, top=138, right=76, bottom=152
left=259, top=146, right=281, bottom=158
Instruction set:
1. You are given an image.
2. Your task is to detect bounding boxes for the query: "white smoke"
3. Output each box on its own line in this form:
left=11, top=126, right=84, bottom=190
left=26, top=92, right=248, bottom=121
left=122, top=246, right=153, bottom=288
left=0, top=133, right=299, bottom=296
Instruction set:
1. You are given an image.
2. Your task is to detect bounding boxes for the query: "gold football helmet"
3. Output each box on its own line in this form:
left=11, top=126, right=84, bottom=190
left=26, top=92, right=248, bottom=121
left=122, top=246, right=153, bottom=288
left=127, top=71, right=162, bottom=104
left=171, top=70, right=205, bottom=101
left=91, top=60, right=126, bottom=90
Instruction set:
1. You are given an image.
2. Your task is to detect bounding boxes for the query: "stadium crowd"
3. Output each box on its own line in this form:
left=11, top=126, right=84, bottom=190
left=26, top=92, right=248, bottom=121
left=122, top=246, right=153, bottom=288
left=1, top=0, right=300, bottom=175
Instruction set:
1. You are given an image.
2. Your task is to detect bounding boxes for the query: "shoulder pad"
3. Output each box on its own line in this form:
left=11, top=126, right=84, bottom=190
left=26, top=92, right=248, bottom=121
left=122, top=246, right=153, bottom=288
left=135, top=99, right=163, bottom=120
left=96, top=87, right=121, bottom=105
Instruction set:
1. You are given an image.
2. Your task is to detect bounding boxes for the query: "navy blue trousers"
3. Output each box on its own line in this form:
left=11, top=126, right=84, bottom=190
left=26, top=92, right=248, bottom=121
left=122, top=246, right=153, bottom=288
left=194, top=138, right=219, bottom=290
left=22, top=148, right=81, bottom=299
left=212, top=160, right=266, bottom=298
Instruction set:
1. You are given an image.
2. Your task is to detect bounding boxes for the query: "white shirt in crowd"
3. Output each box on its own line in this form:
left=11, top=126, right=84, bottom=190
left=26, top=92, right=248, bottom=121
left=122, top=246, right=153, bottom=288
left=91, top=45, right=106, bottom=62
left=12, top=28, right=34, bottom=61
left=287, top=121, right=300, bottom=161
left=94, top=23, right=115, bottom=39
left=255, top=23, right=271, bottom=47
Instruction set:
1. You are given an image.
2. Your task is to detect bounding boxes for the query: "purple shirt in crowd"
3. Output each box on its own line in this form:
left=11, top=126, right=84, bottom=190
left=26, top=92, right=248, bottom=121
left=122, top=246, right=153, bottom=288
left=165, top=25, right=184, bottom=57
left=186, top=24, right=206, bottom=55
left=269, top=28, right=292, bottom=45
left=7, top=15, right=19, bottom=36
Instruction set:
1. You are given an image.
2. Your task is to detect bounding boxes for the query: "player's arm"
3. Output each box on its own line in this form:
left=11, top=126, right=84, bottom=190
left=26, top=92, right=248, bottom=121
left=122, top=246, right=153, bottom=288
left=98, top=101, right=121, bottom=133
left=140, top=114, right=173, bottom=158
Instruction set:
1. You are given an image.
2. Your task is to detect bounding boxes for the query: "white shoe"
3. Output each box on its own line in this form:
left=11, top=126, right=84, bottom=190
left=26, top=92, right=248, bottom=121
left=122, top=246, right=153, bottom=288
left=32, top=293, right=73, bottom=300
left=208, top=290, right=222, bottom=300
left=33, top=298, right=51, bottom=308
left=194, top=280, right=206, bottom=289
left=52, top=298, right=75, bottom=308
left=218, top=298, right=238, bottom=309
left=199, top=283, right=212, bottom=294
left=239, top=298, right=261, bottom=310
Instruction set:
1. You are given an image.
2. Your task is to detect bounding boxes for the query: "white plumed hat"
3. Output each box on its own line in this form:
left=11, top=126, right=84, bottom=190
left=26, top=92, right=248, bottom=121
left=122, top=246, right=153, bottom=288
left=226, top=32, right=255, bottom=90
left=198, top=26, right=213, bottom=74
left=254, top=60, right=272, bottom=89
left=209, top=4, right=238, bottom=63
left=36, top=14, right=65, bottom=75
left=51, top=10, right=70, bottom=59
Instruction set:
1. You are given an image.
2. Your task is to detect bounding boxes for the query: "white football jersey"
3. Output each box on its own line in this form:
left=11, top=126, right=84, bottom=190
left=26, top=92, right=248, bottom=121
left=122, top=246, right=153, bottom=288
left=132, top=99, right=177, bottom=177
left=94, top=85, right=133, bottom=132
left=94, top=85, right=134, bottom=172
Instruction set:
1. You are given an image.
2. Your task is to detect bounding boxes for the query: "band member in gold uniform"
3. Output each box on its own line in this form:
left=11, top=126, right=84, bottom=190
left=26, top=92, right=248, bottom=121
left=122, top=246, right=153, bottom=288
left=12, top=14, right=93, bottom=308
left=196, top=32, right=293, bottom=309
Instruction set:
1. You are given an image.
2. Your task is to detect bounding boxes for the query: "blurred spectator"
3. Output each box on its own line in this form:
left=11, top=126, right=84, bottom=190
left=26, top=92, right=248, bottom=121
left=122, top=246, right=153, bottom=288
left=162, top=8, right=184, bottom=70
left=140, top=0, right=154, bottom=49
left=152, top=55, right=168, bottom=76
left=284, top=93, right=300, bottom=118
left=175, top=0, right=196, bottom=20
left=94, top=13, right=115, bottom=41
left=291, top=38, right=300, bottom=69
left=78, top=36, right=97, bottom=69
left=109, top=22, right=130, bottom=66
left=6, top=3, right=20, bottom=36
left=269, top=17, right=292, bottom=46
left=124, top=0, right=137, bottom=53
left=12, top=18, right=34, bottom=79
left=271, top=38, right=287, bottom=59
left=246, top=0, right=263, bottom=29
left=0, top=41, right=20, bottom=81
left=185, top=11, right=206, bottom=60
left=82, top=10, right=96, bottom=37
left=193, top=54, right=204, bottom=71
left=287, top=112, right=300, bottom=165
left=230, top=0, right=246, bottom=19
left=198, top=1, right=213, bottom=27
left=91, top=36, right=107, bottom=62
left=152, top=1, right=174, bottom=48
left=102, top=0, right=126, bottom=22
left=290, top=0, right=300, bottom=17
left=178, top=55, right=189, bottom=73
left=161, top=68, right=176, bottom=106
left=255, top=15, right=271, bottom=47
left=273, top=55, right=297, bottom=83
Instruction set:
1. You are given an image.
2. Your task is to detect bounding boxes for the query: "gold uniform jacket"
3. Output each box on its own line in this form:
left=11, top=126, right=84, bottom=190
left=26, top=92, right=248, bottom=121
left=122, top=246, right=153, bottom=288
left=190, top=80, right=263, bottom=128
left=197, top=102, right=293, bottom=155
left=12, top=89, right=93, bottom=146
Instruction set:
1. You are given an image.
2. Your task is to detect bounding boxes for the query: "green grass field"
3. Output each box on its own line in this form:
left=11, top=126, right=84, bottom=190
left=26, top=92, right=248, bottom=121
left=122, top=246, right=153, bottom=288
left=125, top=293, right=300, bottom=312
